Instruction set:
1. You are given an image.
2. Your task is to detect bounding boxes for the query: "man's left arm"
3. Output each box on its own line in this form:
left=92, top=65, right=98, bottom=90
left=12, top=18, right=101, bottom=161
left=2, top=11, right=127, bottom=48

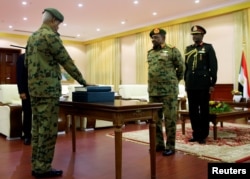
left=208, top=44, right=218, bottom=87
left=48, top=33, right=87, bottom=86
left=173, top=47, right=185, bottom=81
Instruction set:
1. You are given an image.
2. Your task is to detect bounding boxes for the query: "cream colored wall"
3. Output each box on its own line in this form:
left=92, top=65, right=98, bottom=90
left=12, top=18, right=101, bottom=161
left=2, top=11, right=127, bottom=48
left=120, top=35, right=137, bottom=84
left=0, top=34, right=27, bottom=54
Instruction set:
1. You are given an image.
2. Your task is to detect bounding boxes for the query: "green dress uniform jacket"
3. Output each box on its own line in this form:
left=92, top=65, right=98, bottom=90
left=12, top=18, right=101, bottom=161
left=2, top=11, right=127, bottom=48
left=184, top=43, right=218, bottom=90
left=147, top=44, right=184, bottom=96
left=25, top=24, right=86, bottom=98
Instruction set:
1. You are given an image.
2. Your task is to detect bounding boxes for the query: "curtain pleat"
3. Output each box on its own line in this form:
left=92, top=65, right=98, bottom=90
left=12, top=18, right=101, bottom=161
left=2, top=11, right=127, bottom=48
left=86, top=39, right=120, bottom=91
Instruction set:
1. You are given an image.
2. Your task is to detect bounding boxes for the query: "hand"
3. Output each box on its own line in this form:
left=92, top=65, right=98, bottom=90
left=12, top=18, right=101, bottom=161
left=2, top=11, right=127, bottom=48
left=85, top=83, right=97, bottom=86
left=209, top=86, right=214, bottom=93
left=19, top=93, right=27, bottom=100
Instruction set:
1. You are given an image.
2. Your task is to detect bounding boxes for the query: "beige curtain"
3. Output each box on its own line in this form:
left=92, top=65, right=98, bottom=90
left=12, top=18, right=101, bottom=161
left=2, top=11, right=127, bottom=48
left=135, top=23, right=191, bottom=84
left=86, top=38, right=121, bottom=91
left=233, top=9, right=250, bottom=89
left=135, top=32, right=151, bottom=84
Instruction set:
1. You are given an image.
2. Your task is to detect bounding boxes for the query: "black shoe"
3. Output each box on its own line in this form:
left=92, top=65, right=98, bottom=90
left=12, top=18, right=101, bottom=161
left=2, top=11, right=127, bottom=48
left=162, top=149, right=175, bottom=156
left=24, top=138, right=31, bottom=145
left=32, top=169, right=63, bottom=178
left=198, top=139, right=206, bottom=144
left=188, top=138, right=198, bottom=142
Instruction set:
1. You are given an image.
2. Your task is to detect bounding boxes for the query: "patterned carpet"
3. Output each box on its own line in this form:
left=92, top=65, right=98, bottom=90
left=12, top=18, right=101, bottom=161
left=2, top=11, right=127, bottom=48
left=108, top=123, right=250, bottom=163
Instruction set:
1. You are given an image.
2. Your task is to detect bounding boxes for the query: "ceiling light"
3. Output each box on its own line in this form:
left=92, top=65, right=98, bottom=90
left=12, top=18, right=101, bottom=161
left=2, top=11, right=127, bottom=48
left=133, top=1, right=139, bottom=5
left=152, top=12, right=157, bottom=16
left=77, top=34, right=81, bottom=37
left=63, top=23, right=67, bottom=26
left=23, top=17, right=28, bottom=21
left=9, top=25, right=13, bottom=29
left=121, top=20, right=126, bottom=25
left=96, top=28, right=100, bottom=32
left=22, top=1, right=27, bottom=5
left=195, top=0, right=200, bottom=3
left=78, top=3, right=83, bottom=7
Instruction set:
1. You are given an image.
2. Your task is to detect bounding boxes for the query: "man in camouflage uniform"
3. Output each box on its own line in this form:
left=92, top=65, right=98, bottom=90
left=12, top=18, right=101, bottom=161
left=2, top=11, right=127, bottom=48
left=147, top=28, right=184, bottom=156
left=184, top=25, right=218, bottom=144
left=25, top=8, right=90, bottom=178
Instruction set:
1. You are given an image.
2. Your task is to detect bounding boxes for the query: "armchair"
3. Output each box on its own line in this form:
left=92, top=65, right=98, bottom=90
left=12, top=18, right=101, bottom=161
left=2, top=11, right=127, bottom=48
left=0, top=84, right=22, bottom=139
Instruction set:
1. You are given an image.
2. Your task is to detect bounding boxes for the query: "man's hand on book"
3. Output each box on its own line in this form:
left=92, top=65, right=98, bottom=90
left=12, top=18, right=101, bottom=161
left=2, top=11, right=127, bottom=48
left=85, top=83, right=97, bottom=86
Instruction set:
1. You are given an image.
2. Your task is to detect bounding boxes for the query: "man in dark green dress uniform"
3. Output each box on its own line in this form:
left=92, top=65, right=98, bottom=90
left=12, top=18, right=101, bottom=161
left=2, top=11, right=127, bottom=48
left=147, top=28, right=184, bottom=156
left=184, top=25, right=218, bottom=144
left=26, top=8, right=90, bottom=178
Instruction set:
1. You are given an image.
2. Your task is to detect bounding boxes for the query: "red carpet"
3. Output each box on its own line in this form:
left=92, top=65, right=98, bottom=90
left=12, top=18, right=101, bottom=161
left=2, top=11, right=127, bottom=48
left=108, top=123, right=250, bottom=163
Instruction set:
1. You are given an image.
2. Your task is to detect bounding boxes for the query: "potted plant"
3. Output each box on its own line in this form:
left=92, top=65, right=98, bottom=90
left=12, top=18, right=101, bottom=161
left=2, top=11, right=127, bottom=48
left=209, top=101, right=231, bottom=113
left=231, top=90, right=242, bottom=102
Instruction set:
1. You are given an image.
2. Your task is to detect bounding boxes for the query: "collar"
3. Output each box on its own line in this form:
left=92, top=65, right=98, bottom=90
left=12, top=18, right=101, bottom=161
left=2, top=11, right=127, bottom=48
left=161, top=43, right=166, bottom=48
left=40, top=24, right=55, bottom=32
left=193, top=41, right=203, bottom=47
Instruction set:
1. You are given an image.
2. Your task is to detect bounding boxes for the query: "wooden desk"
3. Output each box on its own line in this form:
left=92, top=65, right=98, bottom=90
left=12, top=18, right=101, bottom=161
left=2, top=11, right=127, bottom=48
left=178, top=109, right=250, bottom=140
left=223, top=100, right=250, bottom=108
left=60, top=100, right=162, bottom=179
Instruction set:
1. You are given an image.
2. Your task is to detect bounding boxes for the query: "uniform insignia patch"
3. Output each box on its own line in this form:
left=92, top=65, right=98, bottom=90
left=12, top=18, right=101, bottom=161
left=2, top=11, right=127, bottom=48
left=154, top=28, right=160, bottom=33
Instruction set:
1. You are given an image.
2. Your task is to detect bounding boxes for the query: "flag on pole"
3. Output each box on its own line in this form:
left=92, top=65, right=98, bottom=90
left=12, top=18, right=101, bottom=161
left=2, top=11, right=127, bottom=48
left=238, top=51, right=250, bottom=99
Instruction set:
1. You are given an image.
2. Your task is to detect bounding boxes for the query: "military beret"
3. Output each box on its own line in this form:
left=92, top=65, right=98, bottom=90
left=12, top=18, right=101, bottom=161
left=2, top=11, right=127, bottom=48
left=191, top=25, right=206, bottom=34
left=43, top=8, right=64, bottom=22
left=149, top=28, right=166, bottom=37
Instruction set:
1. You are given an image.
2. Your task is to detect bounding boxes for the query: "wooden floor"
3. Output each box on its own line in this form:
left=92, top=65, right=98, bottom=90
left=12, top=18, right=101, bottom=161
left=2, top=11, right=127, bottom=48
left=0, top=118, right=249, bottom=179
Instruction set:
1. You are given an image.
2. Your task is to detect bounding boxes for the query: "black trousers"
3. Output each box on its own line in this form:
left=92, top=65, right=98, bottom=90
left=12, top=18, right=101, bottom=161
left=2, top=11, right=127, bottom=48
left=22, top=96, right=32, bottom=138
left=186, top=89, right=210, bottom=140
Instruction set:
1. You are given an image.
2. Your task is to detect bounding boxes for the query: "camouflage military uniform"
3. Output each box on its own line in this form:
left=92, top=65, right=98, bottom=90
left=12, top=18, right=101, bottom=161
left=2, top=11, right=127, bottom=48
left=25, top=24, right=86, bottom=174
left=148, top=44, right=184, bottom=151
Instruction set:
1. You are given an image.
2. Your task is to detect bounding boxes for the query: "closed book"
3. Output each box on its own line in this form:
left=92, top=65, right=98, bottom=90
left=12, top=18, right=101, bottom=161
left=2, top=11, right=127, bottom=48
left=75, top=86, right=111, bottom=92
left=72, top=91, right=115, bottom=102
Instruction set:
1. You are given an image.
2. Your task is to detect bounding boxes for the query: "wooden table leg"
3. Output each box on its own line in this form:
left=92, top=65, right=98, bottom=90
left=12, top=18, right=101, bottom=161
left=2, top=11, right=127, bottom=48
left=149, top=114, right=156, bottom=179
left=72, top=115, right=76, bottom=152
left=181, top=115, right=186, bottom=135
left=213, top=123, right=217, bottom=140
left=114, top=125, right=122, bottom=179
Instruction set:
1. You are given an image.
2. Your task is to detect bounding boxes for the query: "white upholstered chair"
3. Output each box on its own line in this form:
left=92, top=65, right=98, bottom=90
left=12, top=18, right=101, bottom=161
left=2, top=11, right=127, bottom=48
left=0, top=84, right=22, bottom=139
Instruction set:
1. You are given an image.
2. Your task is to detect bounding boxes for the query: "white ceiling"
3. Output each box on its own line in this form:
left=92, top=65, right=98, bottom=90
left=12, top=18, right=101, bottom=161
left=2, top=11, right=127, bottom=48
left=0, top=0, right=248, bottom=41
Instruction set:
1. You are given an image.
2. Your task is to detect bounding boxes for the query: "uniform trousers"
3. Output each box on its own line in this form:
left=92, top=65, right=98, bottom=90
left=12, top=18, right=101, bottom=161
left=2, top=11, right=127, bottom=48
left=21, top=94, right=32, bottom=139
left=186, top=89, right=210, bottom=140
left=149, top=95, right=178, bottom=150
left=30, top=97, right=59, bottom=174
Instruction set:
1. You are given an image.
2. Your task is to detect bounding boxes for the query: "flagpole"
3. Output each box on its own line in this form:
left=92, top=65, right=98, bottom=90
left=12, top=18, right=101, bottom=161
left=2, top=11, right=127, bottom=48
left=238, top=50, right=250, bottom=101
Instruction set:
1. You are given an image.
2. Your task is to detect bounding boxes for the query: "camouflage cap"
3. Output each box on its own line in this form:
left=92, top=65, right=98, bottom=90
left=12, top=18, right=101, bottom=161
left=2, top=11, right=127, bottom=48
left=43, top=8, right=64, bottom=22
left=191, top=25, right=206, bottom=34
left=149, top=28, right=166, bottom=37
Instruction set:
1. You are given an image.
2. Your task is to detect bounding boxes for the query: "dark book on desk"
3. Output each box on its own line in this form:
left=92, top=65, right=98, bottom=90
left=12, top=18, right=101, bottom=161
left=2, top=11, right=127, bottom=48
left=75, top=86, right=111, bottom=92
left=72, top=91, right=115, bottom=102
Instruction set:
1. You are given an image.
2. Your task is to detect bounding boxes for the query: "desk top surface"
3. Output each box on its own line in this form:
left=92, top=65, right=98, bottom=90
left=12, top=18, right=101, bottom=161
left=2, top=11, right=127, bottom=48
left=60, top=99, right=162, bottom=110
